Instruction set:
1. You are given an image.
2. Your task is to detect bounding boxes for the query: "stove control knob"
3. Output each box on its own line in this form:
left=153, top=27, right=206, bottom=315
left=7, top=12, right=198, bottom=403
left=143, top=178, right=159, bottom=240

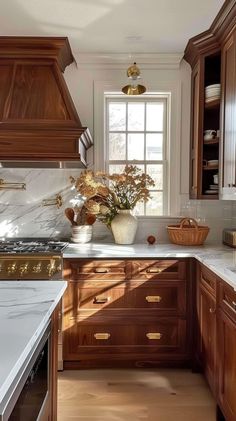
left=19, top=263, right=29, bottom=276
left=47, top=261, right=56, bottom=277
left=33, top=263, right=42, bottom=274
left=7, top=263, right=17, bottom=275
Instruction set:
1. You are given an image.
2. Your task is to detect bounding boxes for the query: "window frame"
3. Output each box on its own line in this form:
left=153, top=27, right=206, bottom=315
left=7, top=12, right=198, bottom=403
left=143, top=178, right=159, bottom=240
left=93, top=80, right=182, bottom=218
left=105, top=95, right=170, bottom=215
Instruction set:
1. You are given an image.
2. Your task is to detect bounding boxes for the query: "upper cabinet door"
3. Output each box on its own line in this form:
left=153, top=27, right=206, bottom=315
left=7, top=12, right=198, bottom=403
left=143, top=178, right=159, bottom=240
left=220, top=31, right=236, bottom=199
left=190, top=60, right=204, bottom=199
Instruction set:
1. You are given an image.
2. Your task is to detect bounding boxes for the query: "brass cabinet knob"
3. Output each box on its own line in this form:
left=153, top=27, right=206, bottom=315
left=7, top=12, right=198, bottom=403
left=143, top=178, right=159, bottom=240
left=209, top=307, right=216, bottom=314
left=93, top=297, right=110, bottom=304
left=146, top=296, right=162, bottom=303
left=146, top=332, right=162, bottom=340
left=7, top=263, right=17, bottom=275
left=94, top=268, right=109, bottom=273
left=94, top=333, right=110, bottom=340
left=146, top=268, right=161, bottom=273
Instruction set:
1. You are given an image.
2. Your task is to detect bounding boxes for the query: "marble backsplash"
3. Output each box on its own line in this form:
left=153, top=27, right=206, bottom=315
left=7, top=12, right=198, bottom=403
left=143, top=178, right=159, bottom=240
left=0, top=169, right=234, bottom=243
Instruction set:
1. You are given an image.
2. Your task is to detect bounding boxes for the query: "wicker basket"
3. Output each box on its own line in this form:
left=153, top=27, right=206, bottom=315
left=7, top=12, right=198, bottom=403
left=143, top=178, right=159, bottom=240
left=167, top=218, right=210, bottom=246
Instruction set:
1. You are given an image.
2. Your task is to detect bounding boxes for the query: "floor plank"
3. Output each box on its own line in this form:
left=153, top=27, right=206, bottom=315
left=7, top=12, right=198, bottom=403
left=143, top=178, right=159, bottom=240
left=58, top=369, right=216, bottom=421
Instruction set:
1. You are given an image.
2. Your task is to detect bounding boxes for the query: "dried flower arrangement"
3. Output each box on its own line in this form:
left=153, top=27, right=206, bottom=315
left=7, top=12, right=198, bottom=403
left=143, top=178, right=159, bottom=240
left=70, top=165, right=155, bottom=227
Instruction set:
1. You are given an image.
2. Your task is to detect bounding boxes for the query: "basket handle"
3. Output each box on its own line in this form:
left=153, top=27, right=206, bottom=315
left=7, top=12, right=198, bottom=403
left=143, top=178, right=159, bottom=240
left=180, top=218, right=199, bottom=230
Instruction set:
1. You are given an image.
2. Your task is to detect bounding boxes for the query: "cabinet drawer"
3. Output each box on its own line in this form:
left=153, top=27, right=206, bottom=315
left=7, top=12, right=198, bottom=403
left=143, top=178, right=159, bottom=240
left=65, top=280, right=186, bottom=315
left=63, top=259, right=128, bottom=281
left=131, top=260, right=186, bottom=280
left=219, top=281, right=236, bottom=322
left=199, top=265, right=216, bottom=297
left=64, top=319, right=187, bottom=353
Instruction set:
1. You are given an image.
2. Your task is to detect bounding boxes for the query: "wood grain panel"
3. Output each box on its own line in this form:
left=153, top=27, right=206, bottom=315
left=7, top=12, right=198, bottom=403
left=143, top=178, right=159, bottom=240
left=0, top=63, right=14, bottom=119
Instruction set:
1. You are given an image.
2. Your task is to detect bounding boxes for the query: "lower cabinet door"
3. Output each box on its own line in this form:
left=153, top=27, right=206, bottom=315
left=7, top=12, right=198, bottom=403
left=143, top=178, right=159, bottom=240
left=197, top=284, right=216, bottom=394
left=218, top=309, right=236, bottom=421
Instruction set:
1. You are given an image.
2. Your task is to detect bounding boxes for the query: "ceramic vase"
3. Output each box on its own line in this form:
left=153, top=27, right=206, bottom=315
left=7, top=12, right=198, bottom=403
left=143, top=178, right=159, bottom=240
left=111, top=209, right=138, bottom=244
left=71, top=225, right=92, bottom=243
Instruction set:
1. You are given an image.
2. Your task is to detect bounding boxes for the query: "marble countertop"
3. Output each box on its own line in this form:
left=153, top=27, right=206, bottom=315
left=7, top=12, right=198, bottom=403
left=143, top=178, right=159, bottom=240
left=63, top=242, right=236, bottom=290
left=0, top=280, right=67, bottom=411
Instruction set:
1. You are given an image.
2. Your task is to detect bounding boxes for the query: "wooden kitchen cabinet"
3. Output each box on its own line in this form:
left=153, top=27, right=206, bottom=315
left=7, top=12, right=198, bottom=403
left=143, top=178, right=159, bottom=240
left=184, top=1, right=236, bottom=200
left=220, top=29, right=236, bottom=198
left=196, top=265, right=217, bottom=394
left=62, top=258, right=192, bottom=369
left=217, top=281, right=236, bottom=421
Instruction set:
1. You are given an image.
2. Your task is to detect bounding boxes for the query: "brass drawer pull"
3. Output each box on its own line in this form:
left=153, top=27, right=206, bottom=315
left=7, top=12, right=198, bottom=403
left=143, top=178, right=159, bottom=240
left=93, top=297, right=109, bottom=304
left=146, top=332, right=162, bottom=340
left=94, top=333, right=110, bottom=340
left=94, top=268, right=109, bottom=273
left=146, top=268, right=161, bottom=273
left=146, top=295, right=162, bottom=303
left=209, top=307, right=216, bottom=314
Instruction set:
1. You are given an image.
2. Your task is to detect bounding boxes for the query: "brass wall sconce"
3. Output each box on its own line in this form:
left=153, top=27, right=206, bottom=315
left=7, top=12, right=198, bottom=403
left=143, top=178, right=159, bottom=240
left=0, top=178, right=26, bottom=190
left=122, top=62, right=146, bottom=95
left=42, top=194, right=63, bottom=209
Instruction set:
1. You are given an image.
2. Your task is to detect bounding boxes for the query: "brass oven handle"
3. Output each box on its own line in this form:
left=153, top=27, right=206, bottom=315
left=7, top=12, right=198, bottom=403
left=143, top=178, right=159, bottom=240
left=146, top=332, right=162, bottom=340
left=146, top=268, right=161, bottom=273
left=94, top=333, right=110, bottom=340
left=146, top=296, right=162, bottom=303
left=93, top=297, right=110, bottom=304
left=94, top=268, right=109, bottom=273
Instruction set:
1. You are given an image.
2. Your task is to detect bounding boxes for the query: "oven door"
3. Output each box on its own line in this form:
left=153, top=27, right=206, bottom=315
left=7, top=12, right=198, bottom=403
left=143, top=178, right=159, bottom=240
left=1, top=323, right=51, bottom=421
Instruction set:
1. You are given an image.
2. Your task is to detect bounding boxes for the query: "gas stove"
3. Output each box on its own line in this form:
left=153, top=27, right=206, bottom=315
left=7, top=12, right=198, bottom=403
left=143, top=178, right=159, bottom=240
left=0, top=239, right=68, bottom=254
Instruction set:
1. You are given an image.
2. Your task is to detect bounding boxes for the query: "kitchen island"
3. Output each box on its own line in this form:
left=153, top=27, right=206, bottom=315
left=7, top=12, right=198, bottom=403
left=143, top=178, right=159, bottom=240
left=0, top=280, right=67, bottom=420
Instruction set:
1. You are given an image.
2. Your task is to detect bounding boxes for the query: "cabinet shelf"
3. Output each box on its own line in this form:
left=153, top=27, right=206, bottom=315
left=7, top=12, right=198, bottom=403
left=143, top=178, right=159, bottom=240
left=204, top=137, right=219, bottom=145
left=205, top=99, right=220, bottom=109
left=203, top=165, right=218, bottom=170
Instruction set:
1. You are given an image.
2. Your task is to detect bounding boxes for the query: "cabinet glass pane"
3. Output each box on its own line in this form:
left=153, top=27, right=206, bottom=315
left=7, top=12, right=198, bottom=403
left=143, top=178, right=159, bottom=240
left=109, top=133, right=126, bottom=160
left=128, top=103, right=144, bottom=131
left=146, top=103, right=164, bottom=131
left=146, top=134, right=163, bottom=160
left=109, top=103, right=126, bottom=131
left=147, top=164, right=163, bottom=189
left=128, top=134, right=144, bottom=160
left=146, top=192, right=163, bottom=215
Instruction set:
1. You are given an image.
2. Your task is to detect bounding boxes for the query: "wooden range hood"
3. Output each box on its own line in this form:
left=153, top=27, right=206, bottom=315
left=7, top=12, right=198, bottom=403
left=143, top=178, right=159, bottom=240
left=0, top=37, right=93, bottom=168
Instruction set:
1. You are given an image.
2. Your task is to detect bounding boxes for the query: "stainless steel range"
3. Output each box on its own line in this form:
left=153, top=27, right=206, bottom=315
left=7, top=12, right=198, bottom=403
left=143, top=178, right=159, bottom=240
left=0, top=239, right=67, bottom=370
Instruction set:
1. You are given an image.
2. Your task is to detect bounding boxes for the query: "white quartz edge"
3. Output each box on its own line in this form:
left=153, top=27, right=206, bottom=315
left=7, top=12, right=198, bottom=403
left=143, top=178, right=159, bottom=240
left=63, top=242, right=236, bottom=290
left=0, top=280, right=67, bottom=406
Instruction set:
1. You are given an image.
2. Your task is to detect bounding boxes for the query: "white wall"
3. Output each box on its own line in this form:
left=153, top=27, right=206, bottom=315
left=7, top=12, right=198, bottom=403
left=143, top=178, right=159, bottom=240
left=0, top=54, right=233, bottom=243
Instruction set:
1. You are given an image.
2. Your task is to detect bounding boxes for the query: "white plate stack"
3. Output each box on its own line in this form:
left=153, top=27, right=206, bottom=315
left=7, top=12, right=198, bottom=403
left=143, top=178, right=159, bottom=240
left=205, top=84, right=221, bottom=103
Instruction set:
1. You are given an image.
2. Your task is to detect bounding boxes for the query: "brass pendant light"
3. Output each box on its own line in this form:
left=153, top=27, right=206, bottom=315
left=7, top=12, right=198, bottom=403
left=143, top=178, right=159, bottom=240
left=122, top=62, right=146, bottom=95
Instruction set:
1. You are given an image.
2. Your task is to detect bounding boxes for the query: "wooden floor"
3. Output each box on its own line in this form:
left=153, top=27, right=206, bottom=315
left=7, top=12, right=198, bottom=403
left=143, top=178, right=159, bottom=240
left=58, top=369, right=216, bottom=421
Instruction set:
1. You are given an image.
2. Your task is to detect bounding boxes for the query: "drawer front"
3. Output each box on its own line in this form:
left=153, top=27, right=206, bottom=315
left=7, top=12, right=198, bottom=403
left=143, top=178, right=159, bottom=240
left=63, top=319, right=187, bottom=356
left=65, top=280, right=186, bottom=314
left=131, top=260, right=186, bottom=280
left=63, top=259, right=128, bottom=281
left=200, top=265, right=216, bottom=297
left=219, top=281, right=236, bottom=322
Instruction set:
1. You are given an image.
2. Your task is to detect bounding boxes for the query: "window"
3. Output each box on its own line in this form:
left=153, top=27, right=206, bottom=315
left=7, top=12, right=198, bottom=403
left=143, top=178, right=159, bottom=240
left=105, top=96, right=169, bottom=216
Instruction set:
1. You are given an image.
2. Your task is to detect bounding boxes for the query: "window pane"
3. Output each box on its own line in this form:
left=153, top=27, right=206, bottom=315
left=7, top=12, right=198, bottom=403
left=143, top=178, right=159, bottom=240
left=128, top=134, right=144, bottom=160
left=109, top=103, right=126, bottom=131
left=146, top=134, right=163, bottom=160
left=147, top=164, right=163, bottom=189
left=109, top=133, right=126, bottom=160
left=128, top=103, right=144, bottom=131
left=133, top=201, right=144, bottom=216
left=109, top=164, right=125, bottom=174
left=146, top=102, right=164, bottom=131
left=146, top=192, right=163, bottom=215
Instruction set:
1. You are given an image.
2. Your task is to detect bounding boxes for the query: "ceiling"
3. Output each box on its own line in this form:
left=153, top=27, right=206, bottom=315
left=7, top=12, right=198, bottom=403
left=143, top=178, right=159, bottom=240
left=0, top=0, right=225, bottom=55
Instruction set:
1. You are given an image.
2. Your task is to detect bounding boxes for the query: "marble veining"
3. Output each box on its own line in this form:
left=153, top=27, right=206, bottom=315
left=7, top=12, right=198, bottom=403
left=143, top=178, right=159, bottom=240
left=63, top=242, right=236, bottom=290
left=0, top=280, right=67, bottom=408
